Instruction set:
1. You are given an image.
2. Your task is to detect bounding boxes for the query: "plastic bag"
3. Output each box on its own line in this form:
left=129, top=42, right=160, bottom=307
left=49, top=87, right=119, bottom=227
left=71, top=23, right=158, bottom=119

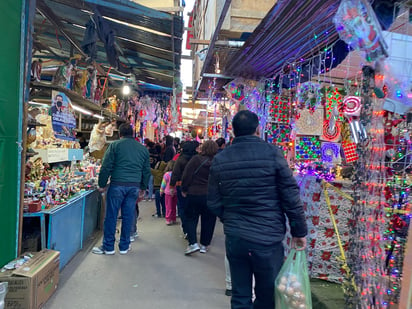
left=0, top=282, right=8, bottom=309
left=275, top=249, right=312, bottom=309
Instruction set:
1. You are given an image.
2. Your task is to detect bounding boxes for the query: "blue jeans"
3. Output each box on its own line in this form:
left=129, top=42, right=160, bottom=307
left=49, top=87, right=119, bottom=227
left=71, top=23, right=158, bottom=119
left=103, top=185, right=139, bottom=251
left=226, top=236, right=284, bottom=309
left=176, top=186, right=187, bottom=233
left=146, top=175, right=154, bottom=199
left=154, top=189, right=165, bottom=216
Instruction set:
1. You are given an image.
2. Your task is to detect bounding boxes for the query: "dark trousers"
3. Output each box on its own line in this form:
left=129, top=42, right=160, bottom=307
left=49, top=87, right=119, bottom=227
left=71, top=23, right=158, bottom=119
left=130, top=202, right=139, bottom=235
left=154, top=189, right=165, bottom=217
left=225, top=236, right=284, bottom=309
left=185, top=194, right=216, bottom=246
left=176, top=186, right=187, bottom=233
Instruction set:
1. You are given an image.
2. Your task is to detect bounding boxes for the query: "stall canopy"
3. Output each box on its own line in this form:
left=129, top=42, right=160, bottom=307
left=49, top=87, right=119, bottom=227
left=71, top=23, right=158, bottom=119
left=34, top=0, right=183, bottom=90
left=224, top=0, right=398, bottom=81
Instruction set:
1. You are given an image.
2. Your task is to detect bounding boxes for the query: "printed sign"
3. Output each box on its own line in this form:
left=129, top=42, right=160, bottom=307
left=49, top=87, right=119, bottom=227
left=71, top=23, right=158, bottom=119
left=51, top=91, right=76, bottom=141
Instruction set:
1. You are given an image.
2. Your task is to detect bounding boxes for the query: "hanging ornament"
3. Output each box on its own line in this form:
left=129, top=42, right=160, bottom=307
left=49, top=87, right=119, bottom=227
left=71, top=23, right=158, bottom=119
left=321, top=120, right=341, bottom=142
left=297, top=82, right=322, bottom=112
left=333, top=0, right=388, bottom=61
left=343, top=96, right=362, bottom=117
left=295, top=136, right=322, bottom=161
left=321, top=142, right=341, bottom=163
left=342, top=140, right=359, bottom=163
left=295, top=109, right=324, bottom=136
left=348, top=119, right=368, bottom=144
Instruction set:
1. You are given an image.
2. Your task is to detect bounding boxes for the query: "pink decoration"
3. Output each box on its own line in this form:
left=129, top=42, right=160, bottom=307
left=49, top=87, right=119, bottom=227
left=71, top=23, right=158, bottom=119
left=343, top=96, right=362, bottom=117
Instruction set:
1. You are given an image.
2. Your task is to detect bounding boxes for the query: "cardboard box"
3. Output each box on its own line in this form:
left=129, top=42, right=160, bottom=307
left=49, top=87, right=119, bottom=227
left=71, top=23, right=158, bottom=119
left=0, top=250, right=60, bottom=309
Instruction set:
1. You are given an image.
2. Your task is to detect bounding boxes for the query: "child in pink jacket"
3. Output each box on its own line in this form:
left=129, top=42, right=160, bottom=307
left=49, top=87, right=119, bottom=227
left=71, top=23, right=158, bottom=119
left=160, top=161, right=177, bottom=225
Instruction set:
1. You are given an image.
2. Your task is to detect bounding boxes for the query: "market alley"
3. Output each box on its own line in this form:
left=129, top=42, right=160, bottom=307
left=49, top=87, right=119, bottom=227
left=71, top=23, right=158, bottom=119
left=44, top=200, right=229, bottom=309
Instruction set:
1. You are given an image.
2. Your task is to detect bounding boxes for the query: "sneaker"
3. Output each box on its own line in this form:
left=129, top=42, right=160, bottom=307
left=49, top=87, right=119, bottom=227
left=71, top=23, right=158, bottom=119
left=130, top=232, right=139, bottom=242
left=166, top=221, right=173, bottom=225
left=199, top=245, right=208, bottom=253
left=225, top=289, right=232, bottom=297
left=185, top=243, right=200, bottom=255
left=152, top=213, right=160, bottom=218
left=119, top=245, right=131, bottom=255
left=92, top=245, right=115, bottom=255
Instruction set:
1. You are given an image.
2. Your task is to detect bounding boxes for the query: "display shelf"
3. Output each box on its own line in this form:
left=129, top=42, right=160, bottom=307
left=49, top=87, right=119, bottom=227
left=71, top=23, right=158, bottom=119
left=30, top=81, right=124, bottom=121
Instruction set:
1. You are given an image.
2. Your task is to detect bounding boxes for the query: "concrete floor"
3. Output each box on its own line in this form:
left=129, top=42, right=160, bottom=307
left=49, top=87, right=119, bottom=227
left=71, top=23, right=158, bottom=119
left=44, top=201, right=230, bottom=309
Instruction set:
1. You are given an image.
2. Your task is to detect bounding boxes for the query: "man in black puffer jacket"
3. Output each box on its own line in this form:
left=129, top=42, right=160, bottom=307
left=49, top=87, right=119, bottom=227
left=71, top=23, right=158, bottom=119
left=208, top=110, right=307, bottom=309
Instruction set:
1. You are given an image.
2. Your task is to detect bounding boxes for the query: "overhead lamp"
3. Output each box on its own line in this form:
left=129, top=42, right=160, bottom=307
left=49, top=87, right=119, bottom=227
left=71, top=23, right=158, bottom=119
left=72, top=104, right=92, bottom=115
left=122, top=84, right=131, bottom=95
left=93, top=114, right=105, bottom=120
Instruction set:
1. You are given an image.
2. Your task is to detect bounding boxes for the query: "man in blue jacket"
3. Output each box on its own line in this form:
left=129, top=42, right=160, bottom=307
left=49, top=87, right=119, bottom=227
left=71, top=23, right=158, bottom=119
left=208, top=110, right=307, bottom=309
left=92, top=123, right=150, bottom=255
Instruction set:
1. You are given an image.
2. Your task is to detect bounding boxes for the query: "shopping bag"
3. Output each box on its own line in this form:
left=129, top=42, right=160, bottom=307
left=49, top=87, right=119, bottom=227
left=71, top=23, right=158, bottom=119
left=275, top=249, right=312, bottom=309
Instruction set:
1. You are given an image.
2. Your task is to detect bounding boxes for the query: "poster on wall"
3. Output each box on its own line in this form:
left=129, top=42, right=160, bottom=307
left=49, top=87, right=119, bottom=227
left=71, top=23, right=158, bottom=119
left=51, top=91, right=76, bottom=141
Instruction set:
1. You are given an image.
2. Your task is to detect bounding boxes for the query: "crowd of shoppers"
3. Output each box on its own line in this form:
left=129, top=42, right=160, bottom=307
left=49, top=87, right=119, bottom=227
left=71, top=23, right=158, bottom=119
left=92, top=111, right=307, bottom=309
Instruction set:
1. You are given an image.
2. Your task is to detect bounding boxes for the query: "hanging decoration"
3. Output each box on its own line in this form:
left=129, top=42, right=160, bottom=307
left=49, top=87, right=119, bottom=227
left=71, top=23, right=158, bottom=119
left=333, top=0, right=388, bottom=61
left=343, top=96, right=362, bottom=117
left=326, top=88, right=345, bottom=121
left=295, top=109, right=324, bottom=136
left=346, top=66, right=388, bottom=308
left=321, top=142, right=341, bottom=163
left=270, top=95, right=292, bottom=124
left=295, top=136, right=321, bottom=161
left=342, top=140, right=359, bottom=163
left=321, top=120, right=341, bottom=142
left=297, top=82, right=322, bottom=112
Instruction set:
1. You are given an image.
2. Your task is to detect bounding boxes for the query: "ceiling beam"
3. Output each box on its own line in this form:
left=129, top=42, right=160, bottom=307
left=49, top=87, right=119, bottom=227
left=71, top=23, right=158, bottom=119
left=36, top=0, right=106, bottom=76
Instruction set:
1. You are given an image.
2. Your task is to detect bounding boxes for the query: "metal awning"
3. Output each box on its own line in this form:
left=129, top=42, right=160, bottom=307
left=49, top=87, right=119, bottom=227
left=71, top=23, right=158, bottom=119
left=33, top=0, right=183, bottom=89
left=224, top=0, right=340, bottom=79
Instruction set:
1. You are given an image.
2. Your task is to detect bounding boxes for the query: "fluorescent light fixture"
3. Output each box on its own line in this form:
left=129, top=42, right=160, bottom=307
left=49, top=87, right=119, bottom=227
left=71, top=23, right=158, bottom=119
left=93, top=114, right=105, bottom=120
left=72, top=104, right=92, bottom=115
left=122, top=85, right=131, bottom=95
left=28, top=101, right=49, bottom=107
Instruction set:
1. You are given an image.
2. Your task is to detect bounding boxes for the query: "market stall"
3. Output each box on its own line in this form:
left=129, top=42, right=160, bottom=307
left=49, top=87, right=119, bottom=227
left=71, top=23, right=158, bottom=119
left=6, top=0, right=185, bottom=272
left=196, top=0, right=411, bottom=307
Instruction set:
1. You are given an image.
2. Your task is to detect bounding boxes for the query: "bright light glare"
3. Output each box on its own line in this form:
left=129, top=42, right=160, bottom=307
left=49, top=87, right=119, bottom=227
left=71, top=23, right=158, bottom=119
left=122, top=85, right=131, bottom=95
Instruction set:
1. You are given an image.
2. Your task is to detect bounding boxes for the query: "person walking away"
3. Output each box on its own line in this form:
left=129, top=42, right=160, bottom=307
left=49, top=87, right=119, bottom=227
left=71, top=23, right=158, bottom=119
left=160, top=161, right=178, bottom=225
left=163, top=135, right=176, bottom=162
left=216, top=137, right=226, bottom=152
left=92, top=124, right=151, bottom=255
left=145, top=141, right=159, bottom=201
left=207, top=110, right=307, bottom=309
left=181, top=140, right=218, bottom=255
left=130, top=202, right=140, bottom=241
left=151, top=160, right=167, bottom=217
left=170, top=141, right=199, bottom=236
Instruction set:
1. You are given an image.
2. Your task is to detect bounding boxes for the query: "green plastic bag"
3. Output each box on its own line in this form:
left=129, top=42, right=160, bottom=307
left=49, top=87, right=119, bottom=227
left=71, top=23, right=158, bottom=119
left=275, top=249, right=312, bottom=309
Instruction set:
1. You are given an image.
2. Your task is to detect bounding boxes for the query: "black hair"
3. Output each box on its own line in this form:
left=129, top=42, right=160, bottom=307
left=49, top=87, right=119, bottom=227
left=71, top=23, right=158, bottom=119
left=181, top=141, right=198, bottom=159
left=216, top=137, right=225, bottom=147
left=165, top=135, right=174, bottom=146
left=232, top=110, right=259, bottom=137
left=119, top=123, right=133, bottom=137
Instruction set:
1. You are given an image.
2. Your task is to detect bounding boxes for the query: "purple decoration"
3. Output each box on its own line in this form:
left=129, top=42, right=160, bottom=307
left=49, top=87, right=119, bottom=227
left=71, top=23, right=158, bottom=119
left=321, top=142, right=341, bottom=163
